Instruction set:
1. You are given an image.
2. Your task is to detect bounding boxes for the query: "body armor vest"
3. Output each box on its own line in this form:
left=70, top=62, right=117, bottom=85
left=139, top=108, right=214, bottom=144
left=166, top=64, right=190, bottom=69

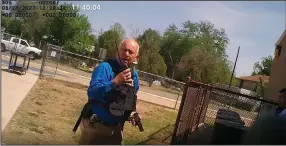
left=91, top=59, right=138, bottom=121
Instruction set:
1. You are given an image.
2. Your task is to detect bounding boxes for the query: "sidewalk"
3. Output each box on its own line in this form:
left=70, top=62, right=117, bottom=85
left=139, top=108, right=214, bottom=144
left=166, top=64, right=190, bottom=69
left=1, top=67, right=38, bottom=131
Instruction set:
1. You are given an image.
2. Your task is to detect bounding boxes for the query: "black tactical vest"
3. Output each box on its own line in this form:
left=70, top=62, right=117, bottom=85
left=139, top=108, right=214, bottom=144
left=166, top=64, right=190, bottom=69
left=91, top=59, right=138, bottom=121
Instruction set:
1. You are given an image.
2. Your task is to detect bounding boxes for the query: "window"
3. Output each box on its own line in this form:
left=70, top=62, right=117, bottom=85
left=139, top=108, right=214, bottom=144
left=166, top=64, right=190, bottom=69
left=277, top=45, right=282, bottom=56
left=274, top=45, right=282, bottom=58
left=12, top=38, right=19, bottom=43
left=20, top=40, right=28, bottom=46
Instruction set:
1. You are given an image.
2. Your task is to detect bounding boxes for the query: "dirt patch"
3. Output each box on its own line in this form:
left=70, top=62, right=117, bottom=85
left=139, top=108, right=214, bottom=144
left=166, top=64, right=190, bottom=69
left=2, top=77, right=178, bottom=145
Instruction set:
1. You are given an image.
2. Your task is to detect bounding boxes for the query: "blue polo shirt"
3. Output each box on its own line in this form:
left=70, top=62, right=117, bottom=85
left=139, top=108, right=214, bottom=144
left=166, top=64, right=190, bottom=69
left=87, top=61, right=139, bottom=124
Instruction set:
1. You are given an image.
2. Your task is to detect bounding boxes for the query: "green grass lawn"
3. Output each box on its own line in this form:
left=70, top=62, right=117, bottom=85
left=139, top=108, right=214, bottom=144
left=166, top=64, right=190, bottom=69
left=1, top=78, right=178, bottom=145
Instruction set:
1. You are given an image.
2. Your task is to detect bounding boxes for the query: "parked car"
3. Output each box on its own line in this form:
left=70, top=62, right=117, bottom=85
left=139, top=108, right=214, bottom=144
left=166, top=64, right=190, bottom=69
left=1, top=37, right=42, bottom=60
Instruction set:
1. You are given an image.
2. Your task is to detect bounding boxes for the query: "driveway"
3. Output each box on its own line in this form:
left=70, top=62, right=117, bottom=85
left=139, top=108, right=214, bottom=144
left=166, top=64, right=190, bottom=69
left=1, top=66, right=38, bottom=131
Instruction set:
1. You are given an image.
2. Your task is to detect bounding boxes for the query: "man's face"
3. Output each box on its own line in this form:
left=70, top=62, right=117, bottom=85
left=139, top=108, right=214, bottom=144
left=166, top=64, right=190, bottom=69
left=278, top=92, right=286, bottom=107
left=117, top=39, right=139, bottom=66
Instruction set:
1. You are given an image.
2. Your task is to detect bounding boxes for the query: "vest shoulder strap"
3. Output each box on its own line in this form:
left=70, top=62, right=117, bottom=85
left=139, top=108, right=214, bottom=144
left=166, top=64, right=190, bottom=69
left=104, top=59, right=128, bottom=75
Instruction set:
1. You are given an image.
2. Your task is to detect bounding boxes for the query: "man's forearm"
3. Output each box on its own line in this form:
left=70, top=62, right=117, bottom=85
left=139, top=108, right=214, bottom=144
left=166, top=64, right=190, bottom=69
left=87, top=80, right=115, bottom=100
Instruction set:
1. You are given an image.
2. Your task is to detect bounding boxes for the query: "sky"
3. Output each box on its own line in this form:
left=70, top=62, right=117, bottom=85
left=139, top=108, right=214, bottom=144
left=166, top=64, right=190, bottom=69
left=67, top=1, right=285, bottom=77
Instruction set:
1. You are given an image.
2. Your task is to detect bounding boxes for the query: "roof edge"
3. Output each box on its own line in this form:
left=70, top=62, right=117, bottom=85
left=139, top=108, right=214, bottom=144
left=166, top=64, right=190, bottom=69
left=275, top=29, right=286, bottom=46
left=236, top=75, right=269, bottom=82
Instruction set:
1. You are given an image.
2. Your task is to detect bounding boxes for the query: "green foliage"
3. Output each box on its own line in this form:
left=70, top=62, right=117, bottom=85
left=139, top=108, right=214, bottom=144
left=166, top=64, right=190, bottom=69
left=1, top=14, right=22, bottom=37
left=161, top=20, right=231, bottom=84
left=11, top=1, right=56, bottom=46
left=177, top=46, right=232, bottom=84
left=3, top=1, right=95, bottom=55
left=2, top=2, right=242, bottom=85
left=96, top=23, right=126, bottom=58
left=160, top=24, right=187, bottom=79
left=110, top=23, right=126, bottom=40
left=137, top=29, right=167, bottom=76
left=252, top=55, right=273, bottom=76
left=48, top=3, right=95, bottom=55
left=98, top=30, right=122, bottom=58
left=256, top=79, right=268, bottom=97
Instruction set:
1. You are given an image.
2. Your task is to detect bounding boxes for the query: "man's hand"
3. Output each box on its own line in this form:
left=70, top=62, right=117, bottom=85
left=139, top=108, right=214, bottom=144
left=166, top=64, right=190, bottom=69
left=112, top=68, right=133, bottom=86
left=128, top=112, right=144, bottom=132
left=129, top=112, right=142, bottom=126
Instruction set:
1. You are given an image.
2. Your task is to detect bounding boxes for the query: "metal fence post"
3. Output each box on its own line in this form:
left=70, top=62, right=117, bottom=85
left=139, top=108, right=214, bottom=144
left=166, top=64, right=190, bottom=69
left=54, top=47, right=63, bottom=77
left=170, top=82, right=189, bottom=145
left=39, top=44, right=49, bottom=78
left=174, top=85, right=181, bottom=110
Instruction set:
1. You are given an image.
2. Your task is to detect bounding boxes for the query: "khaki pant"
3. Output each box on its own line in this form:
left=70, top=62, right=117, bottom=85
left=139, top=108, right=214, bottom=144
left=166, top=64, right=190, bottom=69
left=78, top=119, right=123, bottom=145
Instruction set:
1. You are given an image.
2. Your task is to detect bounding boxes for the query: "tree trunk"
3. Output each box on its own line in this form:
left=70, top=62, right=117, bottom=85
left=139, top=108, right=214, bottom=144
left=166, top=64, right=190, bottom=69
left=168, top=51, right=175, bottom=79
left=35, top=35, right=40, bottom=48
left=166, top=65, right=172, bottom=78
left=20, top=25, right=23, bottom=38
left=171, top=66, right=175, bottom=79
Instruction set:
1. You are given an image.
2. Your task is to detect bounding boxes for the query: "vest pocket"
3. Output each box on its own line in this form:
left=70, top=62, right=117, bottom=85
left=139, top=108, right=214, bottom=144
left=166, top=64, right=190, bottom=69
left=109, top=98, right=125, bottom=116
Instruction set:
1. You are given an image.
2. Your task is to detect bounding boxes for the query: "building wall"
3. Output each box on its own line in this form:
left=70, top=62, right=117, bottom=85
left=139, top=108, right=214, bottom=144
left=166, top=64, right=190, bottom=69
left=266, top=35, right=286, bottom=101
left=240, top=80, right=257, bottom=91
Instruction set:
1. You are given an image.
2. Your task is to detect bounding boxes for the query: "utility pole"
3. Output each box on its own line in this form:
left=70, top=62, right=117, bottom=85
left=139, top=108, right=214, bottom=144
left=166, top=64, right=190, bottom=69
left=229, top=46, right=240, bottom=88
left=227, top=46, right=240, bottom=109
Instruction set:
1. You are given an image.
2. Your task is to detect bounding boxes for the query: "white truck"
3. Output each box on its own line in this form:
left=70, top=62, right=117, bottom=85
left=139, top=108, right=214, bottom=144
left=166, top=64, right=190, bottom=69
left=1, top=37, right=42, bottom=60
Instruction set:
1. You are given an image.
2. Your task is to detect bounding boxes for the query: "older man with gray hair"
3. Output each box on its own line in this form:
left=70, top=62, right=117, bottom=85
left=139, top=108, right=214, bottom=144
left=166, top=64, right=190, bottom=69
left=77, top=38, right=142, bottom=145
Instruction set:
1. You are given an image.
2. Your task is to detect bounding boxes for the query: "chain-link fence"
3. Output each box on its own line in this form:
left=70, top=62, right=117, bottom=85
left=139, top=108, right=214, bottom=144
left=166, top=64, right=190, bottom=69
left=1, top=31, right=185, bottom=109
left=38, top=44, right=186, bottom=109
left=171, top=80, right=279, bottom=145
left=137, top=70, right=185, bottom=109
left=39, top=43, right=62, bottom=77
left=39, top=43, right=102, bottom=79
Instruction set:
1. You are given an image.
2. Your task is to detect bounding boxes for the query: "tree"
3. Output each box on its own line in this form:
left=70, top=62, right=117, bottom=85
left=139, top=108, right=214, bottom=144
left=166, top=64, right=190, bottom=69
left=136, top=29, right=167, bottom=76
left=11, top=1, right=56, bottom=47
left=252, top=55, right=273, bottom=76
left=177, top=47, right=232, bottom=84
left=98, top=30, right=122, bottom=59
left=177, top=48, right=209, bottom=83
left=180, top=20, right=229, bottom=60
left=110, top=23, right=126, bottom=40
left=160, top=20, right=230, bottom=82
left=256, top=77, right=268, bottom=97
left=1, top=12, right=22, bottom=37
left=160, top=24, right=184, bottom=79
left=50, top=3, right=95, bottom=54
left=130, top=24, right=142, bottom=38
left=1, top=11, right=13, bottom=32
left=3, top=1, right=95, bottom=55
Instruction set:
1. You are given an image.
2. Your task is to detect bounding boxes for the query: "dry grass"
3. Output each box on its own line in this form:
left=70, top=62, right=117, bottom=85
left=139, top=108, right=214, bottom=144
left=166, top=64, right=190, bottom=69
left=2, top=55, right=182, bottom=101
left=1, top=78, right=177, bottom=145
